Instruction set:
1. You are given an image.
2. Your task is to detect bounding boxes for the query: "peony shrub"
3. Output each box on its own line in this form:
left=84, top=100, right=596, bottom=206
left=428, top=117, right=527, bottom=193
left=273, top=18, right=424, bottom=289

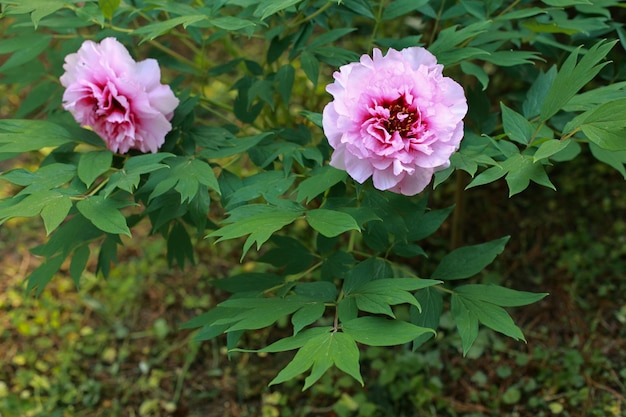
left=0, top=0, right=624, bottom=402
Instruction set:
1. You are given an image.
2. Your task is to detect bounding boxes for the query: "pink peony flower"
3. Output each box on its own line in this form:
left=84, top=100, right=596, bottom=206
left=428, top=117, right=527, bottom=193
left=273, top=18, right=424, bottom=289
left=322, top=47, right=468, bottom=195
left=60, top=37, right=179, bottom=154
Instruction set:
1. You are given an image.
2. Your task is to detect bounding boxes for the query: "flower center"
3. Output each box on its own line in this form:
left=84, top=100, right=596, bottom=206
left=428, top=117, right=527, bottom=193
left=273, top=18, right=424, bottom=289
left=385, top=101, right=417, bottom=135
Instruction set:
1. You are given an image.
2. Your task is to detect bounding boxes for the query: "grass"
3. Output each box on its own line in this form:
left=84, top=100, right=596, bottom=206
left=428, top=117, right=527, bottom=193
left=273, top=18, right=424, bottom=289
left=1, top=148, right=625, bottom=417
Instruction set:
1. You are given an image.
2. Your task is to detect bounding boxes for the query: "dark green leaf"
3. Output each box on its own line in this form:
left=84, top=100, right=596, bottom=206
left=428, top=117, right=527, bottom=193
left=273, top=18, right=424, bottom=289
left=432, top=236, right=510, bottom=280
left=78, top=150, right=113, bottom=188
left=455, top=284, right=548, bottom=307
left=76, top=196, right=133, bottom=236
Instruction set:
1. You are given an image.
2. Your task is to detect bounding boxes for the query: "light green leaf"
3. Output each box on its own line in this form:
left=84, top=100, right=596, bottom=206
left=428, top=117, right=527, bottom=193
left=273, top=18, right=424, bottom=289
left=503, top=154, right=555, bottom=196
left=209, top=16, right=256, bottom=31
left=207, top=209, right=302, bottom=258
left=533, top=139, right=572, bottom=162
left=0, top=119, right=73, bottom=152
left=341, top=317, right=434, bottom=346
left=432, top=236, right=510, bottom=280
left=40, top=194, right=73, bottom=236
left=76, top=196, right=133, bottom=236
left=306, top=209, right=359, bottom=238
left=455, top=284, right=548, bottom=307
left=269, top=331, right=362, bottom=389
left=98, top=0, right=120, bottom=20
left=78, top=150, right=113, bottom=188
left=581, top=126, right=626, bottom=151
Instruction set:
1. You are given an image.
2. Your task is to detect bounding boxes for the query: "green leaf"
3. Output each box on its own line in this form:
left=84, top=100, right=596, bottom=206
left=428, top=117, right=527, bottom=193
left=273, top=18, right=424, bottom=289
left=133, top=15, right=206, bottom=42
left=461, top=61, right=489, bottom=90
left=40, top=194, right=72, bottom=236
left=305, top=209, right=359, bottom=238
left=455, top=284, right=548, bottom=307
left=209, top=16, right=256, bottom=31
left=349, top=278, right=439, bottom=318
left=459, top=296, right=526, bottom=341
left=342, top=317, right=434, bottom=346
left=0, top=119, right=73, bottom=152
left=523, top=67, right=557, bottom=118
left=581, top=126, right=626, bottom=151
left=269, top=331, right=363, bottom=389
left=540, top=40, right=617, bottom=121
left=98, top=0, right=120, bottom=19
left=300, top=51, right=319, bottom=87
left=26, top=255, right=65, bottom=296
left=503, top=154, right=555, bottom=196
left=533, top=139, right=572, bottom=162
left=382, top=0, right=429, bottom=20
left=431, top=236, right=510, bottom=280
left=451, top=293, right=479, bottom=355
left=217, top=297, right=309, bottom=332
left=207, top=209, right=302, bottom=258
left=589, top=143, right=626, bottom=178
left=0, top=36, right=49, bottom=70
left=295, top=166, right=347, bottom=203
left=501, top=103, right=535, bottom=145
left=429, top=21, right=491, bottom=56
left=291, top=303, right=326, bottom=335
left=411, top=287, right=443, bottom=350
left=69, top=245, right=90, bottom=288
left=254, top=0, right=303, bottom=20
left=2, top=0, right=67, bottom=28
left=76, top=196, right=133, bottom=237
left=78, top=150, right=113, bottom=188
left=212, top=273, right=284, bottom=294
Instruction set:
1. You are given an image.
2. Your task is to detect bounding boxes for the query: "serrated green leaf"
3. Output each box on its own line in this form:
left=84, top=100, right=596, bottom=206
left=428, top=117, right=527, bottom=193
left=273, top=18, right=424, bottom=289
left=432, top=236, right=510, bottom=280
left=342, top=317, right=434, bottom=346
left=78, top=150, right=113, bottom=188
left=306, top=209, right=359, bottom=238
left=456, top=284, right=548, bottom=307
left=76, top=196, right=133, bottom=236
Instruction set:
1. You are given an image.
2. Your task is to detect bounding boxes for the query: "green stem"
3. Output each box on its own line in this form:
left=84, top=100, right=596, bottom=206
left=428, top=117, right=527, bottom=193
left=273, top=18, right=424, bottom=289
left=368, top=0, right=387, bottom=51
left=288, top=2, right=333, bottom=28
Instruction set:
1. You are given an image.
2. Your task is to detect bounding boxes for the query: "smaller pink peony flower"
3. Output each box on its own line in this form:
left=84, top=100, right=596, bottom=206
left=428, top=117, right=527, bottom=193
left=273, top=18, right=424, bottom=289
left=322, top=47, right=468, bottom=196
left=60, top=37, right=179, bottom=154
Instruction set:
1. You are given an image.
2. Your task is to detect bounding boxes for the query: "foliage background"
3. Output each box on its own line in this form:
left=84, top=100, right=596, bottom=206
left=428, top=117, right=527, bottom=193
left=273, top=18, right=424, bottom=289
left=0, top=0, right=626, bottom=416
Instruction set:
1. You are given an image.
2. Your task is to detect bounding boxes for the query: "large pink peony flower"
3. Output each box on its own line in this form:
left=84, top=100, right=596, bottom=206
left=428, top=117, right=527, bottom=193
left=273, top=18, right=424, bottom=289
left=322, top=47, right=468, bottom=195
left=60, top=37, right=179, bottom=154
